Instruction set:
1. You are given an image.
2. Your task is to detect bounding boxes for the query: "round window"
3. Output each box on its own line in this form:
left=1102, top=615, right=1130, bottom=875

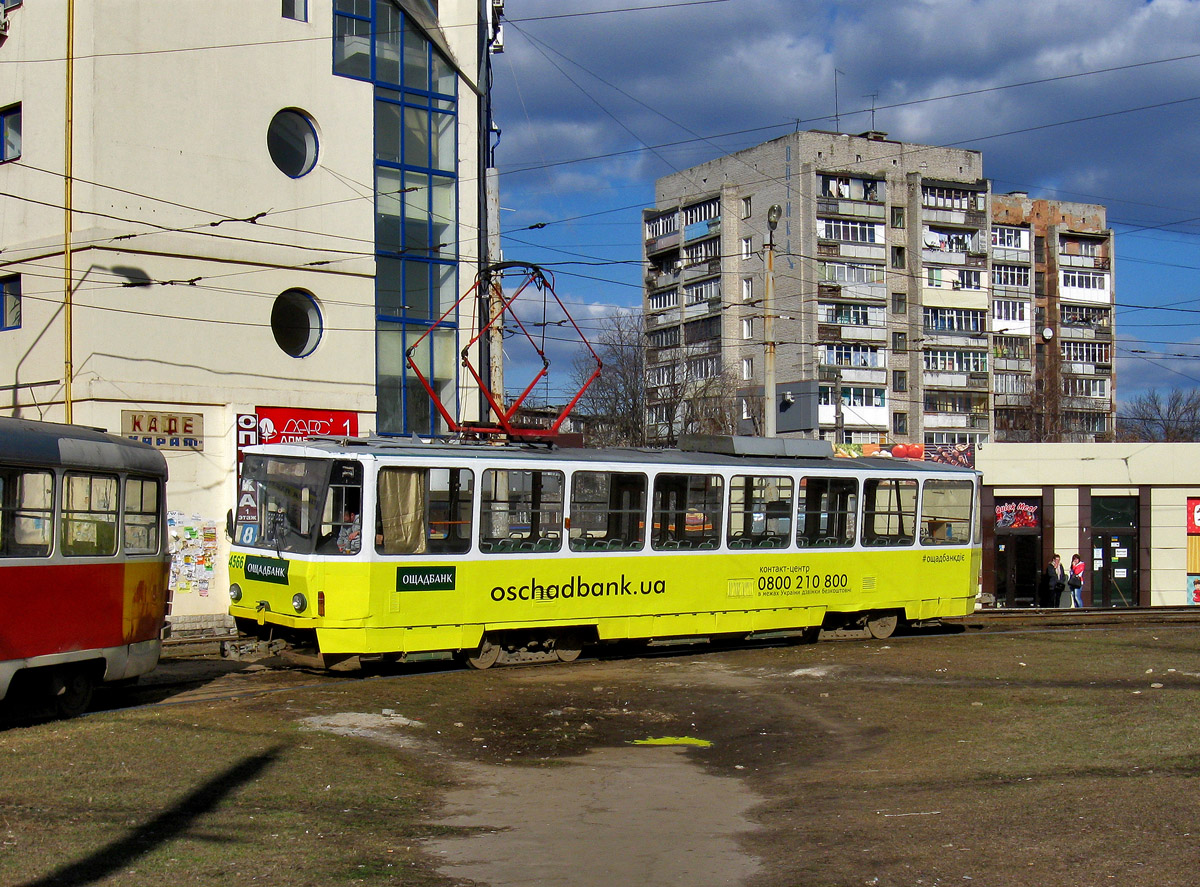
left=271, top=289, right=323, bottom=357
left=267, top=109, right=318, bottom=178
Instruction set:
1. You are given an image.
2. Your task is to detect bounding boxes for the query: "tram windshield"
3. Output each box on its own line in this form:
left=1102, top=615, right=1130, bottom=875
left=236, top=456, right=362, bottom=555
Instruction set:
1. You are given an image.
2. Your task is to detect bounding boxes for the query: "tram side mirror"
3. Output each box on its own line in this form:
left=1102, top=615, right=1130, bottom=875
left=226, top=509, right=235, bottom=540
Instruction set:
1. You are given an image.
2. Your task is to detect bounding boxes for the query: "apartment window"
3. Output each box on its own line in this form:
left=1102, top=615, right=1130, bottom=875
left=924, top=307, right=985, bottom=333
left=1063, top=270, right=1107, bottom=290
left=682, top=238, right=719, bottom=267
left=741, top=196, right=752, bottom=219
left=891, top=246, right=906, bottom=269
left=682, top=198, right=719, bottom=226
left=927, top=267, right=943, bottom=287
left=892, top=332, right=907, bottom=353
left=992, top=226, right=1026, bottom=249
left=995, top=373, right=1030, bottom=395
left=924, top=349, right=987, bottom=373
left=993, top=264, right=1029, bottom=288
left=0, top=104, right=20, bottom=163
left=0, top=276, right=19, bottom=331
left=741, top=358, right=753, bottom=381
left=993, top=336, right=1029, bottom=360
left=819, top=262, right=886, bottom=284
left=958, top=270, right=981, bottom=290
left=823, top=344, right=880, bottom=367
left=822, top=303, right=869, bottom=326
left=1062, top=342, right=1112, bottom=364
left=993, top=300, right=1027, bottom=323
left=1062, top=305, right=1111, bottom=328
left=892, top=370, right=907, bottom=392
left=282, top=0, right=307, bottom=20
left=741, top=318, right=753, bottom=340
left=891, top=206, right=905, bottom=228
left=647, top=326, right=679, bottom=349
left=821, top=219, right=879, bottom=243
left=921, top=186, right=985, bottom=211
left=648, top=289, right=678, bottom=312
left=892, top=412, right=908, bottom=436
left=825, top=386, right=885, bottom=408
left=891, top=292, right=907, bottom=314
left=1064, top=377, right=1109, bottom=398
left=684, top=278, right=719, bottom=305
left=645, top=213, right=677, bottom=239
left=741, top=277, right=753, bottom=302
left=688, top=355, right=721, bottom=380
left=741, top=237, right=754, bottom=260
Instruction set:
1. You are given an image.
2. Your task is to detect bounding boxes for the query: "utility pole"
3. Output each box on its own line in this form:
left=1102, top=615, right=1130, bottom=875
left=63, top=0, right=75, bottom=423
left=764, top=205, right=781, bottom=438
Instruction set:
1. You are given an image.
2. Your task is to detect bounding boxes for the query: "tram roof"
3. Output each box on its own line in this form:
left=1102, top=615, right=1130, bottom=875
left=246, top=434, right=976, bottom=476
left=0, top=417, right=168, bottom=475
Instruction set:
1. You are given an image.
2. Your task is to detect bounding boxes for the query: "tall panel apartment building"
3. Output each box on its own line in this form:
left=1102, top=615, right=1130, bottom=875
left=642, top=130, right=1116, bottom=447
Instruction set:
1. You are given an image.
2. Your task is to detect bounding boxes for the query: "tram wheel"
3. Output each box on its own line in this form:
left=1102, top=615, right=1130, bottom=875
left=866, top=612, right=899, bottom=640
left=554, top=634, right=583, bottom=663
left=53, top=668, right=95, bottom=719
left=464, top=638, right=500, bottom=670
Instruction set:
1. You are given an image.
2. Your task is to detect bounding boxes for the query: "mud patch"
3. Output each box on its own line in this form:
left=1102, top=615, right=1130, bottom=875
left=426, top=745, right=761, bottom=886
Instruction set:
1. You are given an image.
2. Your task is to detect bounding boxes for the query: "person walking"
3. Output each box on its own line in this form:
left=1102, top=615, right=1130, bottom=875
left=1068, top=554, right=1085, bottom=608
left=1042, top=554, right=1066, bottom=608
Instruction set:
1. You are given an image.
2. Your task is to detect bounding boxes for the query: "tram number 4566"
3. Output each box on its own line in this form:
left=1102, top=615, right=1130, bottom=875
left=759, top=573, right=849, bottom=591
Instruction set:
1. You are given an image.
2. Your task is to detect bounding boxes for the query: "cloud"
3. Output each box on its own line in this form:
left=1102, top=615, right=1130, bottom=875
left=491, top=0, right=1200, bottom=400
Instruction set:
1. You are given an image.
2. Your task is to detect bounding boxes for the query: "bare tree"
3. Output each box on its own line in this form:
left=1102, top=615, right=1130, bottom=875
left=1118, top=388, right=1200, bottom=441
left=570, top=311, right=647, bottom=447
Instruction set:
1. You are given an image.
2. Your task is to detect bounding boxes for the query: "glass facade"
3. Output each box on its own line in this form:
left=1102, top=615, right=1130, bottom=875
left=334, top=0, right=459, bottom=434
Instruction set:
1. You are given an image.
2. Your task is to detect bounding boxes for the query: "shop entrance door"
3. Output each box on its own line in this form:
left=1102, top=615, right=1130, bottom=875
left=1089, top=533, right=1138, bottom=608
left=994, top=534, right=1040, bottom=607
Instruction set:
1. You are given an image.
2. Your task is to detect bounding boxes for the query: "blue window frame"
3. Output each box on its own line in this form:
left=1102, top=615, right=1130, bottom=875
left=2, top=1, right=23, bottom=10
left=1, top=276, right=20, bottom=331
left=334, top=1, right=459, bottom=436
left=0, top=104, right=20, bottom=163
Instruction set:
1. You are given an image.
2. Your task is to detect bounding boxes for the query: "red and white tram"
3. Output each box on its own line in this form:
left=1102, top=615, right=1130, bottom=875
left=0, top=417, right=170, bottom=717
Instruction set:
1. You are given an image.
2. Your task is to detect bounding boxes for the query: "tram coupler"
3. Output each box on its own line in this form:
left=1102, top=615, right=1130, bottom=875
left=221, top=637, right=288, bottom=661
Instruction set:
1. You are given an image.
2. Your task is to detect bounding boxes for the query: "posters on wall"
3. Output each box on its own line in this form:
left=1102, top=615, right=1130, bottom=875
left=167, top=512, right=219, bottom=600
left=1187, top=497, right=1200, bottom=605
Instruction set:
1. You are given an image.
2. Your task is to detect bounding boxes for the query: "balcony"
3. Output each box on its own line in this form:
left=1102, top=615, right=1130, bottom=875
left=683, top=218, right=721, bottom=243
left=817, top=198, right=885, bottom=219
left=645, top=230, right=681, bottom=254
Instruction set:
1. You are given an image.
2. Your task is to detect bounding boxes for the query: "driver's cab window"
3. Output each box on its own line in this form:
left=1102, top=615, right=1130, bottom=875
left=320, top=461, right=363, bottom=555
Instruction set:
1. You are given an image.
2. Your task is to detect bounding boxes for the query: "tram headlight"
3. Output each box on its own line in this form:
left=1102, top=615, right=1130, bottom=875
left=229, top=583, right=242, bottom=603
left=292, top=592, right=308, bottom=614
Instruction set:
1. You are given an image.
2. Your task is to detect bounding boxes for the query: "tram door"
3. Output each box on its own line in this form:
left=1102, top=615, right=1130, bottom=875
left=994, top=535, right=1040, bottom=607
left=1089, top=533, right=1138, bottom=608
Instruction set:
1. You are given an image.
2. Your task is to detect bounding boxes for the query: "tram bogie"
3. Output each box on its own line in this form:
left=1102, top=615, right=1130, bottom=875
left=227, top=435, right=981, bottom=670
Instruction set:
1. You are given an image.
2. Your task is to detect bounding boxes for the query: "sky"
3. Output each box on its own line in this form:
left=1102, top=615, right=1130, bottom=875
left=487, top=0, right=1200, bottom=409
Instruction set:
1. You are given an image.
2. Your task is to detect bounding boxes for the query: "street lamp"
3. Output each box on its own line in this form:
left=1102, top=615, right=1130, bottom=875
left=764, top=204, right=781, bottom=438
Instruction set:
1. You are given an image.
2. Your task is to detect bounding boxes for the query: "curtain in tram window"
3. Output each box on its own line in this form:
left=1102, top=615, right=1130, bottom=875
left=378, top=468, right=427, bottom=555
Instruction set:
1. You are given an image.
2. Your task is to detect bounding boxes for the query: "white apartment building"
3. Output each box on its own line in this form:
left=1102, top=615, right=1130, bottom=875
left=642, top=130, right=1116, bottom=450
left=0, top=1, right=490, bottom=631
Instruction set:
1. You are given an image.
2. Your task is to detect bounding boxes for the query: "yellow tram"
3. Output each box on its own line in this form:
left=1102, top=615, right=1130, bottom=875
left=227, top=435, right=980, bottom=668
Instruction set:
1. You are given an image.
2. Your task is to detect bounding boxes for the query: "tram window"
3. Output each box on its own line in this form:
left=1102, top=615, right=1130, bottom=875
left=123, top=477, right=161, bottom=555
left=317, top=461, right=364, bottom=555
left=652, top=473, right=722, bottom=550
left=797, top=476, right=857, bottom=548
left=376, top=466, right=474, bottom=555
left=920, top=479, right=973, bottom=545
left=480, top=469, right=564, bottom=553
left=62, top=472, right=119, bottom=557
left=728, top=475, right=793, bottom=549
left=0, top=468, right=53, bottom=557
left=862, top=478, right=918, bottom=546
left=569, top=471, right=647, bottom=552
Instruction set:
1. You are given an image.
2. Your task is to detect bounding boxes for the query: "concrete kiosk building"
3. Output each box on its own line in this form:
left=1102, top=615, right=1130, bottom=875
left=0, top=1, right=494, bottom=631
